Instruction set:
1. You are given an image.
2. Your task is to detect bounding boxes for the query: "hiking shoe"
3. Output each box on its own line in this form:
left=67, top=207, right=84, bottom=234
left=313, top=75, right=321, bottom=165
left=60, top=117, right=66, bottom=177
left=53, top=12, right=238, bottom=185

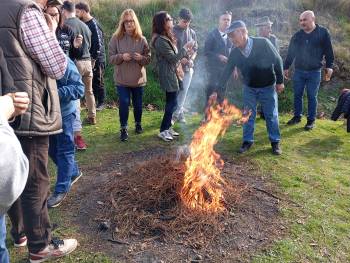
left=29, top=238, right=78, bottom=263
left=71, top=171, right=83, bottom=186
left=14, top=236, right=27, bottom=248
left=158, top=130, right=173, bottom=142
left=96, top=103, right=105, bottom=111
left=271, top=142, right=282, bottom=155
left=120, top=128, right=128, bottom=141
left=47, top=192, right=67, bottom=208
left=84, top=117, right=96, bottom=125
left=168, top=127, right=180, bottom=137
left=304, top=120, right=315, bottom=131
left=238, top=141, right=253, bottom=154
left=75, top=135, right=87, bottom=150
left=135, top=123, right=143, bottom=134
left=287, top=116, right=301, bottom=125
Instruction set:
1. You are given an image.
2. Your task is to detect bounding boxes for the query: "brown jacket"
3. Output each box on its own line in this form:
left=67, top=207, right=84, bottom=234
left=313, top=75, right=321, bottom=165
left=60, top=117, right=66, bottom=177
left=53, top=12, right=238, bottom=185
left=109, top=34, right=151, bottom=87
left=0, top=0, right=62, bottom=136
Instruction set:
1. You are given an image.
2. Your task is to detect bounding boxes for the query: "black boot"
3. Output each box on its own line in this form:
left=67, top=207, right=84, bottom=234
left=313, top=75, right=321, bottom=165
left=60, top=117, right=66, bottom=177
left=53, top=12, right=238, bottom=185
left=238, top=141, right=253, bottom=154
left=271, top=142, right=282, bottom=155
left=304, top=119, right=315, bottom=131
left=120, top=128, right=128, bottom=141
left=135, top=123, right=143, bottom=134
left=287, top=116, right=301, bottom=125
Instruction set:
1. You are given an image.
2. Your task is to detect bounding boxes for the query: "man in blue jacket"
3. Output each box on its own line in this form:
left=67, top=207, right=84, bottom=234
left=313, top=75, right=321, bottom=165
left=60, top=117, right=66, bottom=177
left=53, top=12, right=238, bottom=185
left=48, top=58, right=85, bottom=208
left=284, top=10, right=334, bottom=130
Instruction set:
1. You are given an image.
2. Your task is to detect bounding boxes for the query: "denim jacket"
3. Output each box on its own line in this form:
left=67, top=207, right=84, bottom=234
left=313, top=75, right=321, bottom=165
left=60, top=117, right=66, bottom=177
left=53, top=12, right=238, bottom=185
left=56, top=58, right=84, bottom=117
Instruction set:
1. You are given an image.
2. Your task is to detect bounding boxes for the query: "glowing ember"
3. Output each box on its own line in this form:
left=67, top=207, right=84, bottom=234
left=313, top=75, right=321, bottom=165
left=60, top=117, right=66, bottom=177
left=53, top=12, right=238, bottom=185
left=180, top=94, right=249, bottom=212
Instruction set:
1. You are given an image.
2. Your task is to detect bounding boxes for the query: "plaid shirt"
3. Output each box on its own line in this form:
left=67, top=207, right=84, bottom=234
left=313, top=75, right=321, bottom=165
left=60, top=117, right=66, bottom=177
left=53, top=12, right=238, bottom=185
left=21, top=7, right=67, bottom=80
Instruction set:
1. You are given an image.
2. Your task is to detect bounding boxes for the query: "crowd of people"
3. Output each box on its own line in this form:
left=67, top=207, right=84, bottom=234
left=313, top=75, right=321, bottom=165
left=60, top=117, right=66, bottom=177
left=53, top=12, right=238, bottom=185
left=0, top=0, right=335, bottom=262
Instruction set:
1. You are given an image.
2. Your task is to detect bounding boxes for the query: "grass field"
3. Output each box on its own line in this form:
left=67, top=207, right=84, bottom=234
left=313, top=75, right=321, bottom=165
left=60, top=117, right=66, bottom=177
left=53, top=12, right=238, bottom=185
left=7, top=107, right=350, bottom=262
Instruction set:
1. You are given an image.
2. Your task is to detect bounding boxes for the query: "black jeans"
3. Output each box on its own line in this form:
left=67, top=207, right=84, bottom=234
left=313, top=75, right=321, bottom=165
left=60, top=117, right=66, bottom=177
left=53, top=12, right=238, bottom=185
left=93, top=61, right=106, bottom=105
left=160, top=91, right=178, bottom=132
left=8, top=136, right=51, bottom=253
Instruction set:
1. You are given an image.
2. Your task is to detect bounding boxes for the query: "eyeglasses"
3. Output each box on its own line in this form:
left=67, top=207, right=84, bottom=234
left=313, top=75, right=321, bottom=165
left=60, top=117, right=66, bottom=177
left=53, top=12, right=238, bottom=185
left=124, top=19, right=135, bottom=24
left=165, top=17, right=173, bottom=21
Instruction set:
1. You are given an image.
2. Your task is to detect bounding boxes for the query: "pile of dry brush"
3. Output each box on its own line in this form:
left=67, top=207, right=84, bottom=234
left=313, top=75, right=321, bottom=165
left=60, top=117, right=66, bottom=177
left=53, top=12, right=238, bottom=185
left=100, top=155, right=247, bottom=248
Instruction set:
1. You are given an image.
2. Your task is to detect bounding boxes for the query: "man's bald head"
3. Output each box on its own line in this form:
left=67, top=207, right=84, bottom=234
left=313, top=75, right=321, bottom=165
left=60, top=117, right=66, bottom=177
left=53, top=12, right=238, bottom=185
left=299, top=10, right=316, bottom=33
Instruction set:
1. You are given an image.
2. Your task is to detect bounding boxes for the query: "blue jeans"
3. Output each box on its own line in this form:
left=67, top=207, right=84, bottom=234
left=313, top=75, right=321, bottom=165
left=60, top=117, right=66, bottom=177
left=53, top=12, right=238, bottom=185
left=292, top=69, right=321, bottom=121
left=243, top=85, right=280, bottom=143
left=49, top=113, right=79, bottom=194
left=160, top=91, right=178, bottom=132
left=117, top=86, right=144, bottom=129
left=0, top=215, right=9, bottom=263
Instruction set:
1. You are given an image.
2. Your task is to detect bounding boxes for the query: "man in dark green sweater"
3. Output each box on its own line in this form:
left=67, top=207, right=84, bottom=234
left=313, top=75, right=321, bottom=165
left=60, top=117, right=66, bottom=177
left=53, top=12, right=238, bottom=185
left=218, top=20, right=284, bottom=155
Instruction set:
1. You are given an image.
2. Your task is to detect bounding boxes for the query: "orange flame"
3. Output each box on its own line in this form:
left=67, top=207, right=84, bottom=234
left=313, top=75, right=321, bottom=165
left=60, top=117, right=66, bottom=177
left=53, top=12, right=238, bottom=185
left=180, top=94, right=249, bottom=212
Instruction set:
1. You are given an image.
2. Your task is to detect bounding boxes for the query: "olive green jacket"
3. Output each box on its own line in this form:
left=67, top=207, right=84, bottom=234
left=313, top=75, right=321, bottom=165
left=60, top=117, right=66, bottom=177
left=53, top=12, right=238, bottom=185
left=153, top=35, right=187, bottom=92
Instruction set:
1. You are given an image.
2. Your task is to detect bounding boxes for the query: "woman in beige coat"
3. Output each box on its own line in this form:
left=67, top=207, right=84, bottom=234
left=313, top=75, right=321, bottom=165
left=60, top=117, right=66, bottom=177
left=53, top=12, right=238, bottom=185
left=109, top=9, right=151, bottom=141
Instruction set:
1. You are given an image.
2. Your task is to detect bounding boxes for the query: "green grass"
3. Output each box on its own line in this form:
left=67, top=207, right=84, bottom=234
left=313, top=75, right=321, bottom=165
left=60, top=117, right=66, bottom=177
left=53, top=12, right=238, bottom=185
left=7, top=108, right=350, bottom=262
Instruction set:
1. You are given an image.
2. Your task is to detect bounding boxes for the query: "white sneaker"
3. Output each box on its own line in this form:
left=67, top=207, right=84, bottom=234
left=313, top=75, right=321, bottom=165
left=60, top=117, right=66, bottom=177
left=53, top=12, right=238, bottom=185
left=158, top=130, right=173, bottom=141
left=168, top=127, right=180, bottom=137
left=29, top=238, right=78, bottom=263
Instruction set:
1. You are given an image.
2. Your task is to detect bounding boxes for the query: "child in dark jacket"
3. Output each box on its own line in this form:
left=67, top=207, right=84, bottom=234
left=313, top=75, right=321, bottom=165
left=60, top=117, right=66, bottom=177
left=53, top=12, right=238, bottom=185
left=331, top=89, right=350, bottom=133
left=48, top=58, right=85, bottom=208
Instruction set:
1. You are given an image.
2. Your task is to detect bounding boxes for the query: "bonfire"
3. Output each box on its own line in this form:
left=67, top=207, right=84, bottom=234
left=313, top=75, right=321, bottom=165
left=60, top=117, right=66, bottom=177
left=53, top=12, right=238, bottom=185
left=181, top=94, right=249, bottom=212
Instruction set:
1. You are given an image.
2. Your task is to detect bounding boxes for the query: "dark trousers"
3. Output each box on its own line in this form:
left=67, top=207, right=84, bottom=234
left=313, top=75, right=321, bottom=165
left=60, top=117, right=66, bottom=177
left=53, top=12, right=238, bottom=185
left=93, top=61, right=106, bottom=105
left=160, top=91, right=178, bottom=132
left=8, top=136, right=51, bottom=253
left=49, top=113, right=79, bottom=194
left=116, top=86, right=144, bottom=129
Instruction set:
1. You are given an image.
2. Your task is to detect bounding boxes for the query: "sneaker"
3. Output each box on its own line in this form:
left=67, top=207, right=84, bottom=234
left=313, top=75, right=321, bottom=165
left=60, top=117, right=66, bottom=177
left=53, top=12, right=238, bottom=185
left=84, top=117, right=96, bottom=125
left=75, top=135, right=87, bottom=150
left=238, top=141, right=253, bottom=154
left=14, top=236, right=27, bottom=248
left=71, top=171, right=83, bottom=186
left=168, top=127, right=180, bottom=137
left=287, top=116, right=301, bottom=125
left=158, top=130, right=173, bottom=142
left=304, top=120, right=315, bottom=131
left=271, top=142, right=282, bottom=155
left=135, top=123, right=143, bottom=134
left=96, top=103, right=105, bottom=111
left=29, top=238, right=78, bottom=263
left=120, top=128, right=128, bottom=141
left=47, top=192, right=67, bottom=208
left=177, top=113, right=187, bottom=123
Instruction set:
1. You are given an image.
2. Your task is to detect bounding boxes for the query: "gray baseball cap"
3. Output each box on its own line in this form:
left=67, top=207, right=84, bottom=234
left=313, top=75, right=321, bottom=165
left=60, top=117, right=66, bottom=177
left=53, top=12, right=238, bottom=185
left=225, top=20, right=246, bottom=34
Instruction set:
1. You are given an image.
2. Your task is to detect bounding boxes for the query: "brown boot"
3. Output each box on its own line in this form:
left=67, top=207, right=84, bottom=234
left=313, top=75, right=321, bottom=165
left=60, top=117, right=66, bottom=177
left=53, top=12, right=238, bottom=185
left=84, top=117, right=96, bottom=125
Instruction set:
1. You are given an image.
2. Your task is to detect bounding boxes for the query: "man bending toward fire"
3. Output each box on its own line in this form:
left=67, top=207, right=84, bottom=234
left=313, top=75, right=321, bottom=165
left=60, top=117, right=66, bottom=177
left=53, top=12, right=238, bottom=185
left=217, top=21, right=284, bottom=155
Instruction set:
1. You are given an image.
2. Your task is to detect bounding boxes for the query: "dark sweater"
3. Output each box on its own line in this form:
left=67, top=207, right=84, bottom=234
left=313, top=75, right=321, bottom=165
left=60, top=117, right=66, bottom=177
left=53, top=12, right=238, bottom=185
left=85, top=18, right=105, bottom=62
left=218, top=37, right=283, bottom=89
left=284, top=24, right=334, bottom=71
left=64, top=17, right=91, bottom=60
left=56, top=25, right=83, bottom=60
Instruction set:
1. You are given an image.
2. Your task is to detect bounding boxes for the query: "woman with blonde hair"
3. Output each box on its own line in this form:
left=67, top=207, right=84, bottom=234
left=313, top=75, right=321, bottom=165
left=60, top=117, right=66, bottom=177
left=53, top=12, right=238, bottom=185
left=109, top=9, right=151, bottom=141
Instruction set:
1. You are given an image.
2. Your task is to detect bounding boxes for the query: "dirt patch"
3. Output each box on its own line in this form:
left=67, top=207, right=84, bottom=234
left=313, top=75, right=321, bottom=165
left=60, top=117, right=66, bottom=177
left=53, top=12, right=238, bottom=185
left=65, top=147, right=285, bottom=263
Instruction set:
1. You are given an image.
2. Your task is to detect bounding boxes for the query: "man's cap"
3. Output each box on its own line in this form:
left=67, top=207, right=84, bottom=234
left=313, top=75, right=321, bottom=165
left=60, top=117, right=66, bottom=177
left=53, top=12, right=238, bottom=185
left=47, top=0, right=63, bottom=6
left=225, top=20, right=246, bottom=34
left=255, top=16, right=273, bottom=27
